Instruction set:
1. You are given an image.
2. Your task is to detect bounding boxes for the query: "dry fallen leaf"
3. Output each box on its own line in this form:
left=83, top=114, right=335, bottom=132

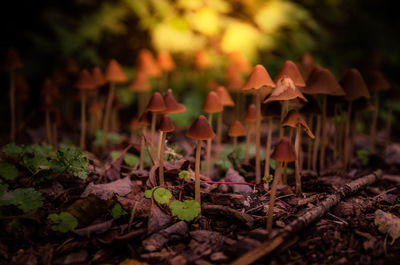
left=374, top=209, right=400, bottom=244
left=81, top=177, right=133, bottom=200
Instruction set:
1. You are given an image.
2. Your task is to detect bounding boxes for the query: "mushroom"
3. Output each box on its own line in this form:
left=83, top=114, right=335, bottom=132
left=281, top=110, right=315, bottom=195
left=138, top=110, right=152, bottom=171
left=92, top=67, right=106, bottom=88
left=41, top=79, right=59, bottom=145
left=103, top=59, right=127, bottom=143
left=228, top=120, right=247, bottom=159
left=75, top=69, right=95, bottom=149
left=296, top=53, right=316, bottom=82
left=302, top=66, right=345, bottom=171
left=3, top=47, right=23, bottom=142
left=88, top=99, right=102, bottom=135
left=201, top=91, right=223, bottom=177
left=146, top=92, right=166, bottom=159
left=339, top=69, right=370, bottom=169
left=186, top=115, right=216, bottom=204
left=129, top=69, right=151, bottom=115
left=138, top=49, right=162, bottom=78
left=225, top=63, right=245, bottom=116
left=157, top=51, right=175, bottom=90
left=243, top=104, right=257, bottom=163
left=215, top=86, right=235, bottom=160
left=242, top=65, right=276, bottom=184
left=158, top=114, right=175, bottom=186
left=267, top=137, right=296, bottom=230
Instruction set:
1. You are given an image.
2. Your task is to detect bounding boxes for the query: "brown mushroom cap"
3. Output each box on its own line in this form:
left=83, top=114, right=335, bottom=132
left=227, top=51, right=251, bottom=74
left=92, top=67, right=106, bottom=87
left=228, top=120, right=247, bottom=137
left=297, top=53, right=316, bottom=82
left=41, top=94, right=55, bottom=111
left=225, top=64, right=244, bottom=92
left=76, top=69, right=95, bottom=90
left=339, top=68, right=370, bottom=101
left=186, top=115, right=216, bottom=140
left=281, top=110, right=315, bottom=138
left=243, top=104, right=257, bottom=123
left=302, top=66, right=345, bottom=96
left=274, top=60, right=306, bottom=87
left=215, top=86, right=235, bottom=107
left=264, top=76, right=307, bottom=103
left=129, top=70, right=151, bottom=92
left=138, top=110, right=152, bottom=126
left=194, top=50, right=212, bottom=70
left=88, top=100, right=102, bottom=114
left=261, top=101, right=282, bottom=118
left=241, top=64, right=275, bottom=91
left=365, top=70, right=390, bottom=92
left=271, top=137, right=297, bottom=162
left=202, top=91, right=223, bottom=113
left=138, top=49, right=162, bottom=78
left=146, top=92, right=166, bottom=112
left=157, top=51, right=175, bottom=72
left=3, top=47, right=23, bottom=70
left=163, top=89, right=186, bottom=113
left=105, top=59, right=127, bottom=83
left=158, top=114, right=175, bottom=132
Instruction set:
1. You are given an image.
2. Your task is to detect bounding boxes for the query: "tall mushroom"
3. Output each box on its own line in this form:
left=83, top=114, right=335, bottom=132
left=201, top=91, right=223, bottom=177
left=157, top=51, right=175, bottom=90
left=146, top=92, right=166, bottom=159
left=228, top=120, right=247, bottom=159
left=267, top=137, right=296, bottom=230
left=186, top=115, right=216, bottom=204
left=138, top=110, right=151, bottom=171
left=158, top=114, right=175, bottom=186
left=243, top=104, right=257, bottom=163
left=88, top=99, right=102, bottom=135
left=297, top=53, right=316, bottom=82
left=281, top=110, right=315, bottom=195
left=241, top=65, right=276, bottom=184
left=41, top=79, right=59, bottom=145
left=129, top=69, right=151, bottom=115
left=215, top=86, right=235, bottom=159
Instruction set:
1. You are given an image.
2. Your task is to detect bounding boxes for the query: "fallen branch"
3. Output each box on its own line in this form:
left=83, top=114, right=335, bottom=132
left=202, top=204, right=255, bottom=227
left=230, top=169, right=382, bottom=265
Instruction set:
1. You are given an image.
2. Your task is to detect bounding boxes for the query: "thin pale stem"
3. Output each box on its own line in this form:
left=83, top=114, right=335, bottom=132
left=279, top=101, right=288, bottom=139
left=349, top=112, right=358, bottom=165
left=103, top=82, right=115, bottom=145
left=344, top=101, right=352, bottom=169
left=139, top=127, right=146, bottom=170
left=255, top=90, right=261, bottom=184
left=312, top=115, right=321, bottom=172
left=267, top=161, right=281, bottom=231
left=295, top=125, right=302, bottom=196
left=205, top=113, right=213, bottom=177
left=307, top=116, right=313, bottom=170
left=244, top=125, right=251, bottom=163
left=150, top=112, right=157, bottom=158
left=80, top=91, right=87, bottom=150
left=195, top=140, right=202, bottom=204
left=216, top=111, right=223, bottom=160
left=319, top=95, right=327, bottom=171
left=264, top=117, right=273, bottom=177
left=159, top=132, right=166, bottom=186
left=232, top=136, right=238, bottom=159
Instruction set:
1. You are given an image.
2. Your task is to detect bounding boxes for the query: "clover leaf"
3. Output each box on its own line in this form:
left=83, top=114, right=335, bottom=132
left=0, top=162, right=19, bottom=180
left=153, top=187, right=172, bottom=204
left=48, top=212, right=78, bottom=233
left=169, top=200, right=201, bottom=221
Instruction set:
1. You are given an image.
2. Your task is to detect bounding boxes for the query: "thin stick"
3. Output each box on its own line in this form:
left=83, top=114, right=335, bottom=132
left=159, top=132, right=166, bottom=186
left=312, top=115, right=321, bottom=172
left=216, top=111, right=223, bottom=160
left=294, top=125, right=302, bottom=195
left=205, top=112, right=213, bottom=177
left=319, top=95, right=327, bottom=171
left=80, top=91, right=87, bottom=150
left=195, top=140, right=202, bottom=204
left=264, top=117, right=273, bottom=177
left=10, top=70, right=16, bottom=142
left=102, top=82, right=115, bottom=145
left=139, top=127, right=146, bottom=170
left=255, top=90, right=261, bottom=184
left=370, top=91, right=379, bottom=152
left=267, top=161, right=281, bottom=230
left=150, top=112, right=157, bottom=158
left=344, top=101, right=352, bottom=169
left=45, top=111, right=52, bottom=145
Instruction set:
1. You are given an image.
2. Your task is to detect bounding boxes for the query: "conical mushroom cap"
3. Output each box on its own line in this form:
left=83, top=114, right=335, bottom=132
left=241, top=64, right=275, bottom=91
left=92, top=67, right=106, bottom=87
left=4, top=47, right=23, bottom=70
left=225, top=64, right=244, bottom=92
left=215, top=86, right=235, bottom=107
left=243, top=104, right=257, bottom=123
left=352, top=98, right=375, bottom=112
left=129, top=70, right=151, bottom=92
left=264, top=76, right=307, bottom=103
left=228, top=120, right=247, bottom=137
left=281, top=110, right=315, bottom=138
left=261, top=101, right=282, bottom=118
left=138, top=49, right=162, bottom=78
left=202, top=91, right=223, bottom=113
left=365, top=70, right=390, bottom=92
left=275, top=60, right=306, bottom=87
left=158, top=114, right=175, bottom=132
left=228, top=51, right=251, bottom=74
left=163, top=89, right=186, bottom=113
left=297, top=53, right=316, bottom=82
left=157, top=51, right=175, bottom=72
left=271, top=137, right=297, bottom=162
left=41, top=78, right=60, bottom=99
left=88, top=100, right=102, bottom=114
left=105, top=59, right=127, bottom=83
left=75, top=69, right=95, bottom=90
left=186, top=115, right=216, bottom=140
left=339, top=68, right=370, bottom=101
left=138, top=110, right=152, bottom=126
left=302, top=66, right=345, bottom=96
left=146, top=92, right=166, bottom=112
left=15, top=74, right=29, bottom=101
left=194, top=50, right=212, bottom=70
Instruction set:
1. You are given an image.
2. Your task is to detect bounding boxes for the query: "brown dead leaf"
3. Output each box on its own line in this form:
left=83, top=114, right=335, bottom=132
left=81, top=177, right=133, bottom=200
left=374, top=209, right=400, bottom=244
left=72, top=220, right=113, bottom=237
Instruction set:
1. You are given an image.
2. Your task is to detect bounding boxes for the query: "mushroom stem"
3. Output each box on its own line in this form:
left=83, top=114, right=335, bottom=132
left=312, top=115, right=321, bottom=172
left=45, top=111, right=52, bottom=145
left=349, top=112, right=358, bottom=165
left=333, top=105, right=338, bottom=160
left=279, top=101, right=289, bottom=139
left=205, top=113, right=213, bottom=177
left=294, top=125, right=302, bottom=196
left=264, top=117, right=273, bottom=177
left=52, top=123, right=58, bottom=149
left=344, top=101, right=352, bottom=169
left=157, top=131, right=163, bottom=159
left=103, top=82, right=115, bottom=145
left=283, top=128, right=294, bottom=185
left=232, top=136, right=238, bottom=159
left=195, top=140, right=202, bottom=204
left=244, top=125, right=251, bottom=163
left=385, top=102, right=393, bottom=146
left=150, top=112, right=157, bottom=158
left=370, top=91, right=379, bottom=152
left=307, top=116, right=313, bottom=170
left=80, top=91, right=87, bottom=150
left=319, top=95, right=327, bottom=171
left=267, top=161, right=281, bottom=231
left=255, top=90, right=261, bottom=184
left=10, top=70, right=16, bottom=142
left=159, top=132, right=166, bottom=186
left=338, top=108, right=345, bottom=162
left=216, top=111, right=223, bottom=160
left=139, top=127, right=146, bottom=171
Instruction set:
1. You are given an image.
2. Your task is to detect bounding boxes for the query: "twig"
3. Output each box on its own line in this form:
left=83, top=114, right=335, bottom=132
left=202, top=204, right=255, bottom=227
left=128, top=201, right=138, bottom=232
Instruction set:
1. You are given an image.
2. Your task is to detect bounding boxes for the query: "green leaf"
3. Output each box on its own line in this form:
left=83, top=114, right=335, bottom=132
left=0, top=162, right=19, bottom=180
left=110, top=151, right=121, bottom=159
left=48, top=212, right=78, bottom=233
left=111, top=203, right=128, bottom=219
left=106, top=132, right=122, bottom=143
left=178, top=170, right=191, bottom=181
left=153, top=187, right=172, bottom=204
left=2, top=143, right=24, bottom=157
left=144, top=187, right=156, bottom=199
left=169, top=200, right=201, bottom=221
left=0, top=188, right=44, bottom=212
left=124, top=153, right=139, bottom=167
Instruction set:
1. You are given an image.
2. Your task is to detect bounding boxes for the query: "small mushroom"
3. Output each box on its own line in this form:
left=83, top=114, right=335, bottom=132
left=186, top=115, right=216, bottom=204
left=146, top=92, right=166, bottom=159
left=228, top=120, right=247, bottom=159
left=157, top=51, right=175, bottom=90
left=158, top=114, right=175, bottom=186
left=138, top=49, right=162, bottom=78
left=138, top=110, right=152, bottom=170
left=129, top=69, right=151, bottom=115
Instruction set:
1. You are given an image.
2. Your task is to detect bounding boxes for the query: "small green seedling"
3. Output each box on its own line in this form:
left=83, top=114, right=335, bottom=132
left=178, top=170, right=191, bottom=181
left=48, top=212, right=78, bottom=233
left=145, top=187, right=172, bottom=204
left=0, top=162, right=18, bottom=180
left=169, top=200, right=201, bottom=221
left=0, top=188, right=44, bottom=213
left=111, top=203, right=128, bottom=219
left=262, top=174, right=273, bottom=184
